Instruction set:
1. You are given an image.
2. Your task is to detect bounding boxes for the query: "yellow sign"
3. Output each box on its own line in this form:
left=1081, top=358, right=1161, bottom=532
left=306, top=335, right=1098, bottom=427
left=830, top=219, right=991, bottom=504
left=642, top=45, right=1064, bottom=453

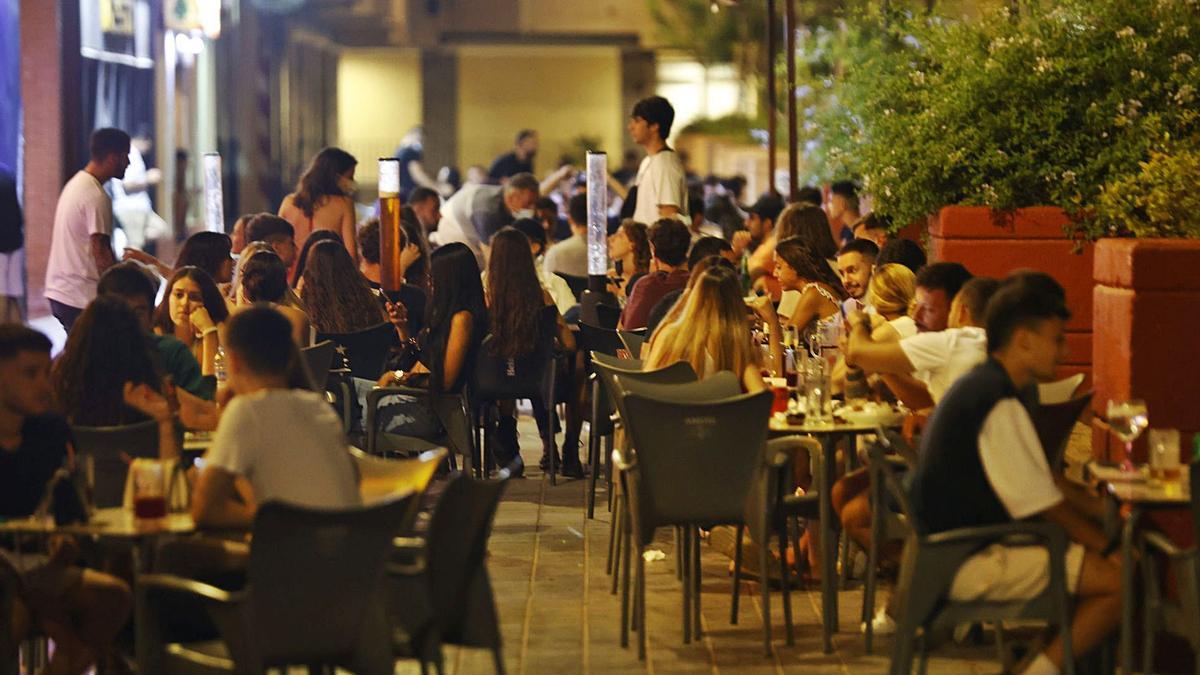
left=99, top=0, right=135, bottom=36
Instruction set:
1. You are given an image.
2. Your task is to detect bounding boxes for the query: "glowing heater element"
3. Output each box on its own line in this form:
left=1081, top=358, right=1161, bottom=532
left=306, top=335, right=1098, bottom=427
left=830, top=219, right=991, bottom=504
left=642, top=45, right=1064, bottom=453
left=202, top=153, right=224, bottom=233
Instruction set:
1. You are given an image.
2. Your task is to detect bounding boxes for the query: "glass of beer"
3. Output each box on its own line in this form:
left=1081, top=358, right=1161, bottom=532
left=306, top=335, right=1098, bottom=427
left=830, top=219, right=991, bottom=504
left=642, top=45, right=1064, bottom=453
left=1148, top=429, right=1181, bottom=484
left=378, top=158, right=404, bottom=301
left=131, top=460, right=167, bottom=521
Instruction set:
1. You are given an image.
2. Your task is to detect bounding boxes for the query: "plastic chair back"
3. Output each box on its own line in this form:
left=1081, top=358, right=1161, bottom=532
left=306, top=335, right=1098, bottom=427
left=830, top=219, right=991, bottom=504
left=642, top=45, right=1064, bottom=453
left=554, top=272, right=588, bottom=302
left=590, top=350, right=642, bottom=372
left=248, top=495, right=416, bottom=672
left=349, top=447, right=448, bottom=503
left=577, top=322, right=624, bottom=361
left=621, top=390, right=773, bottom=541
left=1037, top=373, right=1085, bottom=405
left=618, top=330, right=646, bottom=358
left=301, top=340, right=336, bottom=392
left=591, top=359, right=698, bottom=423
left=1031, top=392, right=1093, bottom=473
left=580, top=290, right=620, bottom=329
left=424, top=474, right=508, bottom=645
left=317, top=323, right=399, bottom=380
left=472, top=305, right=558, bottom=402
left=613, top=370, right=741, bottom=408
left=71, top=419, right=162, bottom=508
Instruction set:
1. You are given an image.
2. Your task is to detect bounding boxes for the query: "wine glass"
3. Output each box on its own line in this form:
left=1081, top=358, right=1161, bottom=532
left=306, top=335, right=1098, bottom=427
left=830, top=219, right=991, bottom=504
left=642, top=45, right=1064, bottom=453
left=1106, top=399, right=1149, bottom=472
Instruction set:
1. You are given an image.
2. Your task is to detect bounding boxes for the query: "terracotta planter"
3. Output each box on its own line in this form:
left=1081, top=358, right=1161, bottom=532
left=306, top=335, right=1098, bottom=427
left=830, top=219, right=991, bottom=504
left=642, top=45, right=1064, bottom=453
left=928, top=206, right=1094, bottom=383
left=1091, top=237, right=1200, bottom=463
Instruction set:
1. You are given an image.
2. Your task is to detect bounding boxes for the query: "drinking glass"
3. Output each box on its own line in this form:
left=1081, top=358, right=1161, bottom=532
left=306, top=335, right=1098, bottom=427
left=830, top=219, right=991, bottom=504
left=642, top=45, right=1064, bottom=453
left=131, top=460, right=167, bottom=521
left=1106, top=399, right=1149, bottom=472
left=805, top=359, right=831, bottom=424
left=767, top=377, right=790, bottom=415
left=1148, top=429, right=1181, bottom=483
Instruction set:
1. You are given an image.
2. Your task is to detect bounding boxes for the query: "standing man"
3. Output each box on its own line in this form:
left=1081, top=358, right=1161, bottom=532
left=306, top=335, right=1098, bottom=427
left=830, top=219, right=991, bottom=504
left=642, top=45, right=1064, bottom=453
left=488, top=130, right=538, bottom=183
left=629, top=96, right=687, bottom=226
left=110, top=127, right=166, bottom=253
left=45, top=127, right=129, bottom=332
left=0, top=164, right=22, bottom=323
left=394, top=126, right=448, bottom=201
left=433, top=172, right=540, bottom=266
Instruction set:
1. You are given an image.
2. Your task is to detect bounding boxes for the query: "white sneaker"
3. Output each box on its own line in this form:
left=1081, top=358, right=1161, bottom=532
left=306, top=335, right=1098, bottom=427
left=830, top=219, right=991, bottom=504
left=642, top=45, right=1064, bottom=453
left=860, top=607, right=896, bottom=635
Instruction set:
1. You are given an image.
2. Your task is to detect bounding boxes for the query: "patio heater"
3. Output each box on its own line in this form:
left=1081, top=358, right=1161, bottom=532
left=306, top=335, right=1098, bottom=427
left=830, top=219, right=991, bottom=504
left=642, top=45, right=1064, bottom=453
left=202, top=152, right=224, bottom=233
left=585, top=151, right=609, bottom=294
left=378, top=157, right=404, bottom=302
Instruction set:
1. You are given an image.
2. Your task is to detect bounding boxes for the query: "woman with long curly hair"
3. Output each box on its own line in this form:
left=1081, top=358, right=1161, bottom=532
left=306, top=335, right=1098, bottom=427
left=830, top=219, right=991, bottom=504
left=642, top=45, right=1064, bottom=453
left=300, top=240, right=387, bottom=334
left=607, top=219, right=650, bottom=303
left=484, top=227, right=578, bottom=476
left=291, top=229, right=342, bottom=288
left=774, top=235, right=846, bottom=342
left=277, top=147, right=358, bottom=261
left=748, top=203, right=840, bottom=297
left=154, top=267, right=230, bottom=376
left=54, top=295, right=163, bottom=426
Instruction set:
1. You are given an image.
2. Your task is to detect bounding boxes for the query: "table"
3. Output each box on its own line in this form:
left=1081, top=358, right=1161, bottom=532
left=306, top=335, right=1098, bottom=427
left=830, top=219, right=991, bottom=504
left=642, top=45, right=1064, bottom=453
left=768, top=415, right=901, bottom=653
left=183, top=431, right=214, bottom=453
left=1100, top=475, right=1190, bottom=675
left=0, top=508, right=196, bottom=669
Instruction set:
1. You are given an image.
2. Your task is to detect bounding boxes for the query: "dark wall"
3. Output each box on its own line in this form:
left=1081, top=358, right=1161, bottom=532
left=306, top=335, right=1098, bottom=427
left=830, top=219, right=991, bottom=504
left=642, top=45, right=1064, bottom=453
left=0, top=0, right=19, bottom=173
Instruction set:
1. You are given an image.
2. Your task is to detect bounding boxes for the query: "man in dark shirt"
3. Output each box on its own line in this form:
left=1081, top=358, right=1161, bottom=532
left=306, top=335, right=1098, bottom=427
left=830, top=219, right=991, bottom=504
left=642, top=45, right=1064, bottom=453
left=643, top=236, right=736, bottom=338
left=909, top=272, right=1119, bottom=675
left=357, top=217, right=426, bottom=336
left=488, top=129, right=538, bottom=183
left=0, top=325, right=131, bottom=673
left=620, top=217, right=692, bottom=330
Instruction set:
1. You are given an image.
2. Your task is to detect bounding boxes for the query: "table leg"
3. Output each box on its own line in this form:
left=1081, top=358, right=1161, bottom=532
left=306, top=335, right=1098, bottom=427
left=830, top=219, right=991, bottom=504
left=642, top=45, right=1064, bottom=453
left=133, top=540, right=151, bottom=673
left=1119, top=507, right=1139, bottom=675
left=820, top=435, right=838, bottom=653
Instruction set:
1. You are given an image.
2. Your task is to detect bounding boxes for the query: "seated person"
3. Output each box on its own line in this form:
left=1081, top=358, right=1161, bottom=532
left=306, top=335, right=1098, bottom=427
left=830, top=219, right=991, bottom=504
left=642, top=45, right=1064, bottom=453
left=542, top=193, right=589, bottom=279
left=643, top=235, right=737, bottom=338
left=843, top=263, right=987, bottom=409
left=191, top=307, right=361, bottom=530
left=0, top=325, right=132, bottom=674
left=876, top=237, right=927, bottom=275
left=244, top=213, right=298, bottom=270
left=835, top=238, right=879, bottom=316
left=909, top=272, right=1119, bottom=674
left=237, top=250, right=312, bottom=346
left=619, top=217, right=691, bottom=330
left=99, top=262, right=216, bottom=401
left=357, top=217, right=427, bottom=336
left=510, top=217, right=576, bottom=316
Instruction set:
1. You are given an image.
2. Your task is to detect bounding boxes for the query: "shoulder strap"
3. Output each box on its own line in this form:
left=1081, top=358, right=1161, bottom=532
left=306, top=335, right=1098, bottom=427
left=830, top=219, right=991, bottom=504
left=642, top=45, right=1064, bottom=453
left=799, top=282, right=839, bottom=307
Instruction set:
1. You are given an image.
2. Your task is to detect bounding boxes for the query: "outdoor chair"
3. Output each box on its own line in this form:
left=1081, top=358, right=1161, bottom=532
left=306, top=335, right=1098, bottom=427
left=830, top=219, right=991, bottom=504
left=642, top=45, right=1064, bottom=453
left=71, top=419, right=165, bottom=508
left=349, top=446, right=448, bottom=503
left=576, top=323, right=631, bottom=511
left=887, top=455, right=1075, bottom=675
left=138, top=494, right=417, bottom=675
left=580, top=290, right=619, bottom=328
left=388, top=473, right=509, bottom=675
left=1140, top=459, right=1200, bottom=675
left=300, top=340, right=336, bottom=393
left=315, top=322, right=399, bottom=381
left=1031, top=393, right=1093, bottom=473
left=364, top=386, right=472, bottom=475
left=1037, top=373, right=1086, bottom=405
left=471, top=306, right=559, bottom=482
left=861, top=429, right=916, bottom=654
left=617, top=329, right=645, bottom=358
left=554, top=272, right=588, bottom=302
left=618, top=384, right=783, bottom=658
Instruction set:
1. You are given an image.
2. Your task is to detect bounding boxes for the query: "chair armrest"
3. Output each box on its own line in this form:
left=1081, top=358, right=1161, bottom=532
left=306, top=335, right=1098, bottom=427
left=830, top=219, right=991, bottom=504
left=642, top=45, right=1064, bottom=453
left=765, top=435, right=819, bottom=469
left=923, top=521, right=1065, bottom=550
left=1142, top=530, right=1193, bottom=559
left=612, top=445, right=636, bottom=472
left=138, top=573, right=244, bottom=605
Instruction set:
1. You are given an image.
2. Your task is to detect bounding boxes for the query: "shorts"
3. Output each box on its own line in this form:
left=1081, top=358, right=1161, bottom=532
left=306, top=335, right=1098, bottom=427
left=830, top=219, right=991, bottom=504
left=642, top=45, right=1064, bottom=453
left=948, top=542, right=1085, bottom=602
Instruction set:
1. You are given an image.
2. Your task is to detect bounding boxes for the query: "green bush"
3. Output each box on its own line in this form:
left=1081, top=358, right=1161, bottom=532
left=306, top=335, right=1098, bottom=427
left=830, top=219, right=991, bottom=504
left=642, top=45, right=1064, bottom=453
left=1095, top=143, right=1200, bottom=238
left=831, top=0, right=1200, bottom=238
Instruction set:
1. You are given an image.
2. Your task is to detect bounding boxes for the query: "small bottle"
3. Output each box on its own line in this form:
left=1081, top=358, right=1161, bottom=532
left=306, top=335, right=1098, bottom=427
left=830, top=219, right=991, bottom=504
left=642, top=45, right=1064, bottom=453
left=214, top=345, right=227, bottom=384
left=845, top=366, right=870, bottom=402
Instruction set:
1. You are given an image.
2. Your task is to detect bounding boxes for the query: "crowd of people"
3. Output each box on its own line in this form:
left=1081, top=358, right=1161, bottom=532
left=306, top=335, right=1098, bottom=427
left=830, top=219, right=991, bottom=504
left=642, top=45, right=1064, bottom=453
left=1, top=92, right=1119, bottom=675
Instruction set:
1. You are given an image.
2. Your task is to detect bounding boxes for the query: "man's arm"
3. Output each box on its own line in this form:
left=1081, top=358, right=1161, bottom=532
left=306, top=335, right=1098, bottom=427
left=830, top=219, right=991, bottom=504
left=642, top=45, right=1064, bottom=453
left=844, top=317, right=916, bottom=375
left=90, top=233, right=116, bottom=273
left=539, top=165, right=574, bottom=195
left=657, top=204, right=680, bottom=219
left=1041, top=500, right=1110, bottom=554
left=191, top=466, right=255, bottom=530
left=406, top=160, right=438, bottom=189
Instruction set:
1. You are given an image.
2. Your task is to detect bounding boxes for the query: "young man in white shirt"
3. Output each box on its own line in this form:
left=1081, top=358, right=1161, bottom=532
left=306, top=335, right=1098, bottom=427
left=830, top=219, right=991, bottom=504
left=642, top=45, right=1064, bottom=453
left=44, top=128, right=130, bottom=332
left=910, top=272, right=1120, bottom=675
left=628, top=96, right=687, bottom=226
left=191, top=306, right=360, bottom=530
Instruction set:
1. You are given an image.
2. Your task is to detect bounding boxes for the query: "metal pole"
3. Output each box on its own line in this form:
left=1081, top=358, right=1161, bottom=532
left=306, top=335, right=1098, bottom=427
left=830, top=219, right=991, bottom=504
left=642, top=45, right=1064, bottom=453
left=766, top=0, right=778, bottom=197
left=784, top=0, right=798, bottom=201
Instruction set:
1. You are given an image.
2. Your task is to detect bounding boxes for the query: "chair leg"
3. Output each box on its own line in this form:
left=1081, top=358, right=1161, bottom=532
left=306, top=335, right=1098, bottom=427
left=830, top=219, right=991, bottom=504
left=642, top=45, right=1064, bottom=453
left=675, top=527, right=684, bottom=581
left=545, top=399, right=557, bottom=486
left=620, top=503, right=633, bottom=646
left=682, top=527, right=692, bottom=644
left=587, top=383, right=601, bottom=518
left=693, top=527, right=702, bottom=638
left=605, top=434, right=614, bottom=512
left=789, top=517, right=805, bottom=590
left=759, top=531, right=773, bottom=657
left=864, top=494, right=883, bottom=653
left=607, top=489, right=620, bottom=579
left=731, top=524, right=744, bottom=625
left=492, top=646, right=505, bottom=675
left=778, top=524, right=795, bottom=646
left=637, top=547, right=648, bottom=660
left=839, top=528, right=853, bottom=589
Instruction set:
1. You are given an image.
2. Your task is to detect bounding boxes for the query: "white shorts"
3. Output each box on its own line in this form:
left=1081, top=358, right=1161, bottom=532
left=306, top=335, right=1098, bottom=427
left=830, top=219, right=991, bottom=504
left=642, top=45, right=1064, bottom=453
left=948, top=542, right=1085, bottom=602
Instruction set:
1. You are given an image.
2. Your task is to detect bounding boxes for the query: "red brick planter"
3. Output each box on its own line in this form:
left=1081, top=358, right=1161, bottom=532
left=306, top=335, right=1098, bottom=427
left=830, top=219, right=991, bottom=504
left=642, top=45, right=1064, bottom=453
left=1091, top=238, right=1200, bottom=463
left=928, top=206, right=1094, bottom=384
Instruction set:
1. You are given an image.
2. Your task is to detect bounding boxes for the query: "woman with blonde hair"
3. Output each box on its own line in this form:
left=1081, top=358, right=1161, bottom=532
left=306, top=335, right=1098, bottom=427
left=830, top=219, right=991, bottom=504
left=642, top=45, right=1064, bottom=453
left=645, top=264, right=782, bottom=393
left=865, top=263, right=918, bottom=340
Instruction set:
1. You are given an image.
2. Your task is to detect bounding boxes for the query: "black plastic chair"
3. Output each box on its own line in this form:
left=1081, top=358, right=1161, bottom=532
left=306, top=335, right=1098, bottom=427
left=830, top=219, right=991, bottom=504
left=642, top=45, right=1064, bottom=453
left=618, top=388, right=780, bottom=658
left=580, top=290, right=620, bottom=329
left=1031, top=392, right=1093, bottom=473
left=138, top=494, right=417, bottom=675
left=554, top=272, right=588, bottom=303
left=888, top=460, right=1075, bottom=675
left=316, top=323, right=399, bottom=381
left=862, top=430, right=915, bottom=654
left=0, top=555, right=20, bottom=675
left=389, top=473, right=510, bottom=675
left=365, top=386, right=473, bottom=475
left=617, top=330, right=646, bottom=358
left=71, top=419, right=164, bottom=508
left=471, top=306, right=559, bottom=482
left=300, top=340, right=336, bottom=392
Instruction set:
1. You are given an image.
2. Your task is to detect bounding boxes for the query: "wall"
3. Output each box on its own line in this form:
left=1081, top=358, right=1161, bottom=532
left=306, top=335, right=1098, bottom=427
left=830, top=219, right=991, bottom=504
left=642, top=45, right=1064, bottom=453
left=456, top=45, right=623, bottom=177
left=335, top=47, right=423, bottom=183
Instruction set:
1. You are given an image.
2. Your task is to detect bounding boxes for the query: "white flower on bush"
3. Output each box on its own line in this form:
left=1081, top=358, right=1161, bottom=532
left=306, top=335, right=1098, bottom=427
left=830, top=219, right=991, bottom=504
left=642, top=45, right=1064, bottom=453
left=980, top=183, right=999, bottom=203
left=1115, top=26, right=1136, bottom=39
left=910, top=71, right=926, bottom=86
left=1172, top=53, right=1194, bottom=69
left=1130, top=69, right=1147, bottom=81
left=1176, top=85, right=1197, bottom=104
left=1061, top=170, right=1077, bottom=184
left=1035, top=56, right=1052, bottom=74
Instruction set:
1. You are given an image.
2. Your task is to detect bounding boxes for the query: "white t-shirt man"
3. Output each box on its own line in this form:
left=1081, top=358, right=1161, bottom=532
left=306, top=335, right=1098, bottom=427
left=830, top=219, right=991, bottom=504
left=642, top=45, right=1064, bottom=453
left=206, top=389, right=360, bottom=509
left=45, top=171, right=114, bottom=310
left=633, top=149, right=687, bottom=226
left=897, top=325, right=988, bottom=402
left=543, top=231, right=589, bottom=279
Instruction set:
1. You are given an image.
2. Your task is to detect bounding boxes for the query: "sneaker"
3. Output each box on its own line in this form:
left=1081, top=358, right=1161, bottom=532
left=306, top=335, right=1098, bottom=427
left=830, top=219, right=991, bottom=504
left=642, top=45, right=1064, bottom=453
left=560, top=461, right=585, bottom=479
left=861, top=607, right=896, bottom=635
